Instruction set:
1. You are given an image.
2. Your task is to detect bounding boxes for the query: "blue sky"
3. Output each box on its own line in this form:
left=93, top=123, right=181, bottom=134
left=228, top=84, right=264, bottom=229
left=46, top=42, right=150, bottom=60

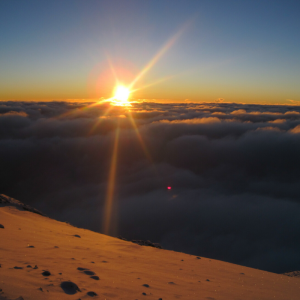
left=0, top=0, right=299, bottom=103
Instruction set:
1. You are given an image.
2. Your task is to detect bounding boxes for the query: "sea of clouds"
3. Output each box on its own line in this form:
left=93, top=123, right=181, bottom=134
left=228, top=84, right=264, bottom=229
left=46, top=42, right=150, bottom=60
left=1, top=100, right=300, bottom=273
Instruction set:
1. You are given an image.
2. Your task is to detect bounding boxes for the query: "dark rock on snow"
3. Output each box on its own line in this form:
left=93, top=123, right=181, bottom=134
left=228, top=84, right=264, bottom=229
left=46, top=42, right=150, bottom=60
left=60, top=281, right=81, bottom=295
left=131, top=239, right=162, bottom=249
left=42, top=270, right=51, bottom=276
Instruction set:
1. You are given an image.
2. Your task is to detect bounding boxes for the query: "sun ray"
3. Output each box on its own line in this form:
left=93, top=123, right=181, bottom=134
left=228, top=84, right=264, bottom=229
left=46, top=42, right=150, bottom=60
left=88, top=104, right=114, bottom=135
left=106, top=54, right=120, bottom=83
left=52, top=19, right=196, bottom=236
left=103, top=124, right=120, bottom=235
left=130, top=75, right=175, bottom=93
left=129, top=21, right=190, bottom=90
left=52, top=101, right=106, bottom=120
left=126, top=111, right=166, bottom=192
left=127, top=111, right=153, bottom=163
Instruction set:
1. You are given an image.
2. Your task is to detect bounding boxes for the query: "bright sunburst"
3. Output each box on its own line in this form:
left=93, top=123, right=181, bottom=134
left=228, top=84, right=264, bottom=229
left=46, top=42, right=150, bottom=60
left=113, top=85, right=131, bottom=105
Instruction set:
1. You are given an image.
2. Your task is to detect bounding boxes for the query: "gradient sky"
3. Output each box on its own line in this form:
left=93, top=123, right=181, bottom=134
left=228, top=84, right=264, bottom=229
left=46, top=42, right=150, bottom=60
left=1, top=0, right=300, bottom=103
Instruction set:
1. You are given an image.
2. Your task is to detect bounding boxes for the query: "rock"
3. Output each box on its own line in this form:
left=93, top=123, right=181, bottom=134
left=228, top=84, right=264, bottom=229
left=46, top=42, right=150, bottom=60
left=196, top=257, right=201, bottom=259
left=142, top=284, right=150, bottom=287
left=87, top=291, right=97, bottom=297
left=206, top=279, right=210, bottom=281
left=38, top=288, right=43, bottom=292
left=131, top=239, right=162, bottom=249
left=283, top=271, right=300, bottom=277
left=152, top=243, right=162, bottom=249
left=168, top=282, right=175, bottom=285
left=33, top=265, right=38, bottom=269
left=60, top=281, right=81, bottom=295
left=26, top=265, right=32, bottom=268
left=142, top=292, right=147, bottom=295
left=42, top=270, right=51, bottom=276
left=90, top=275, right=99, bottom=280
left=14, top=266, right=23, bottom=269
left=74, top=235, right=81, bottom=238
left=27, top=245, right=35, bottom=248
left=77, top=267, right=89, bottom=271
left=0, top=194, right=45, bottom=216
left=0, top=224, right=4, bottom=229
left=84, top=270, right=95, bottom=276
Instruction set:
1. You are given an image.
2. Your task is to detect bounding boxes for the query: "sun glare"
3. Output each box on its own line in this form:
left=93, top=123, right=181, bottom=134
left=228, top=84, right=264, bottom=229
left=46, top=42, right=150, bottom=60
left=113, top=85, right=131, bottom=105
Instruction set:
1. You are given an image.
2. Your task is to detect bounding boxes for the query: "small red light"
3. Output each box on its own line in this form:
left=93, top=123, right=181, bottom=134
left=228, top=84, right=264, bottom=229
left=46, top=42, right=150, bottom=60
left=167, top=186, right=171, bottom=190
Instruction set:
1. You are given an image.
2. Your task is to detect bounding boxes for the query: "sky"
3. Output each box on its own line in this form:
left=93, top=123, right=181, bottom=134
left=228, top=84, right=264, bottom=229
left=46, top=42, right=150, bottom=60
left=1, top=0, right=300, bottom=103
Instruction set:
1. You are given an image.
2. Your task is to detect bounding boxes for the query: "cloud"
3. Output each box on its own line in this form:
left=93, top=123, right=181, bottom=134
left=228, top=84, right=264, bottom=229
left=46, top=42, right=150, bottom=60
left=285, top=111, right=300, bottom=115
left=287, top=99, right=300, bottom=105
left=289, top=124, right=300, bottom=134
left=255, top=126, right=283, bottom=132
left=231, top=109, right=247, bottom=114
left=159, top=117, right=221, bottom=124
left=268, top=119, right=286, bottom=123
left=1, top=101, right=300, bottom=273
left=249, top=111, right=281, bottom=115
left=0, top=111, right=28, bottom=117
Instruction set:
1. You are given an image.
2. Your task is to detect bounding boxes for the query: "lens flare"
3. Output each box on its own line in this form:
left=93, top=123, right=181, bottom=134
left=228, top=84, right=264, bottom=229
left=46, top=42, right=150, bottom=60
left=89, top=20, right=191, bottom=235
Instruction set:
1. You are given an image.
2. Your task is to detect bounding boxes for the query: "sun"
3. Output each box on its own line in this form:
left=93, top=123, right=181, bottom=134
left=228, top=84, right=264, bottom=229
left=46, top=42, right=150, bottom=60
left=113, top=85, right=131, bottom=105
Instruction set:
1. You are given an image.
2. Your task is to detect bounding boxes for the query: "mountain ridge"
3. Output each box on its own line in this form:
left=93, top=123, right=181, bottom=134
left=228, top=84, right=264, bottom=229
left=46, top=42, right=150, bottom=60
left=0, top=195, right=299, bottom=300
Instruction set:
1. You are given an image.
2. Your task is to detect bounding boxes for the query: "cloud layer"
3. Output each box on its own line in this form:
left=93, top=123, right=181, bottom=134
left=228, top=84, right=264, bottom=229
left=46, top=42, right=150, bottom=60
left=2, top=100, right=300, bottom=273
